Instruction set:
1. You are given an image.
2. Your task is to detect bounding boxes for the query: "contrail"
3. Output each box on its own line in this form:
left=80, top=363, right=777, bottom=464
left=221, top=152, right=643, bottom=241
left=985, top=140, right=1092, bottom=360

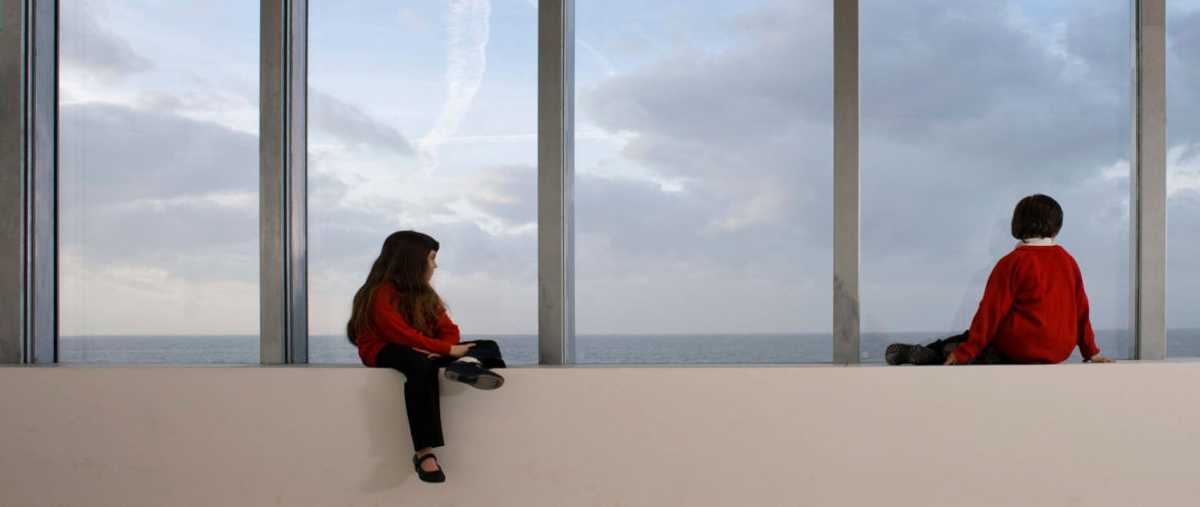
left=524, top=0, right=616, bottom=77
left=417, top=0, right=492, bottom=173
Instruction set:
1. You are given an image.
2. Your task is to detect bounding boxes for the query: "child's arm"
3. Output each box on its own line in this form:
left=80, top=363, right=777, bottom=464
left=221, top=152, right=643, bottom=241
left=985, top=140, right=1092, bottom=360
left=370, top=292, right=454, bottom=355
left=1073, top=262, right=1103, bottom=361
left=434, top=309, right=462, bottom=346
left=952, top=257, right=1018, bottom=364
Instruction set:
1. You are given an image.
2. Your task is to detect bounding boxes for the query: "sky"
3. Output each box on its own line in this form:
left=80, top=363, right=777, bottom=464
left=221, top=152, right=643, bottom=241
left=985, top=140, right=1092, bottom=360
left=56, top=1, right=1200, bottom=356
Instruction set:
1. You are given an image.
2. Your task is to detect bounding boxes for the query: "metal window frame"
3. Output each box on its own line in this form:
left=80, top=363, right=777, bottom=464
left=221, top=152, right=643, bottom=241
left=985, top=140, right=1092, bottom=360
left=833, top=0, right=860, bottom=364
left=1132, top=0, right=1167, bottom=360
left=261, top=0, right=308, bottom=365
left=537, top=0, right=575, bottom=365
left=0, top=0, right=1173, bottom=365
left=0, top=0, right=56, bottom=365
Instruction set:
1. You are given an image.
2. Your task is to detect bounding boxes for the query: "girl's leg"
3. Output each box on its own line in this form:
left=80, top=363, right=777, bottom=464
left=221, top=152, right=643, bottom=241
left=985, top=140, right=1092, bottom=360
left=443, top=340, right=505, bottom=389
left=459, top=339, right=506, bottom=369
left=375, top=345, right=446, bottom=451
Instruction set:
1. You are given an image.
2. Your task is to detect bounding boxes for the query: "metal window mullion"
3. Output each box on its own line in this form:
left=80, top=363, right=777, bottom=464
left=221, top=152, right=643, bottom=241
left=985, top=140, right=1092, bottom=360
left=28, top=0, right=56, bottom=364
left=287, top=0, right=308, bottom=364
left=1, top=0, right=57, bottom=365
left=833, top=0, right=860, bottom=364
left=1131, top=0, right=1167, bottom=360
left=1, top=0, right=29, bottom=364
left=260, top=0, right=308, bottom=365
left=537, top=0, right=575, bottom=365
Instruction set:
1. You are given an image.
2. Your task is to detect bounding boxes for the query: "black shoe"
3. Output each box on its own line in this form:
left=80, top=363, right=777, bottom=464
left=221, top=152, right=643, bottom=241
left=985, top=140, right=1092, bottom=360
left=885, top=343, right=942, bottom=365
left=444, top=361, right=505, bottom=390
left=413, top=453, right=445, bottom=483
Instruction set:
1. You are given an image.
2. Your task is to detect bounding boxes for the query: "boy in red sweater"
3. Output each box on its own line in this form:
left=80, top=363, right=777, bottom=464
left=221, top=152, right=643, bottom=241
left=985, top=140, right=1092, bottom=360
left=886, top=194, right=1114, bottom=366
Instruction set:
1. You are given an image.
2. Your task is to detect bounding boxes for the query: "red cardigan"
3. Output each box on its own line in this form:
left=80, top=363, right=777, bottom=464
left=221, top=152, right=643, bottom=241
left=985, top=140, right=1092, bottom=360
left=355, top=283, right=461, bottom=367
left=953, top=245, right=1101, bottom=364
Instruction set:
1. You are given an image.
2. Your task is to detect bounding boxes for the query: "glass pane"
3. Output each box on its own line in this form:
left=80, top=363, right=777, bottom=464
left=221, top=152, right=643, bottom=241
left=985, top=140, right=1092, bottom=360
left=861, top=0, right=1133, bottom=362
left=307, top=1, right=538, bottom=364
left=59, top=1, right=259, bottom=363
left=1168, top=1, right=1200, bottom=357
left=574, top=1, right=833, bottom=363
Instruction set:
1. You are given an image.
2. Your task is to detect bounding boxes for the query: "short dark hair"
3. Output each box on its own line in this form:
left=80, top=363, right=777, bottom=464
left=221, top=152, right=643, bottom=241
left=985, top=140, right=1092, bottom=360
left=1011, top=194, right=1063, bottom=240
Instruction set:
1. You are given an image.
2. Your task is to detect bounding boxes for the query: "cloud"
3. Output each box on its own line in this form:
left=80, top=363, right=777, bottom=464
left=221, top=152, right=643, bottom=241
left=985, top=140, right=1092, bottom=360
left=1169, top=7, right=1200, bottom=145
left=417, top=0, right=492, bottom=172
left=1170, top=144, right=1200, bottom=197
left=309, top=90, right=414, bottom=156
left=56, top=0, right=1200, bottom=338
left=1165, top=2, right=1200, bottom=322
left=573, top=0, right=1146, bottom=334
left=58, top=103, right=259, bottom=335
left=59, top=250, right=258, bottom=336
left=59, top=1, right=153, bottom=82
left=60, top=104, right=257, bottom=205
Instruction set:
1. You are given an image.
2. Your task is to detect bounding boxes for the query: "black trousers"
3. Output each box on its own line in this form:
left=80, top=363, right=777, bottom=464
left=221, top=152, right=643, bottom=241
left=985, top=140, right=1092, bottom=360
left=927, top=331, right=1009, bottom=365
left=374, top=340, right=506, bottom=451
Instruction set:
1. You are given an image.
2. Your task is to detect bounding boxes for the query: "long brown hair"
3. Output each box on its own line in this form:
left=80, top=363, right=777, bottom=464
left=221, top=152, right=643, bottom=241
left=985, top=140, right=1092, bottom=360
left=346, top=230, right=446, bottom=344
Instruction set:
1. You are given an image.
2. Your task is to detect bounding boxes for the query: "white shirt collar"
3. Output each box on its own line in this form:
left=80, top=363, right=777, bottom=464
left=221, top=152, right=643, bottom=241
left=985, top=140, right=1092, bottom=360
left=1017, top=237, right=1056, bottom=247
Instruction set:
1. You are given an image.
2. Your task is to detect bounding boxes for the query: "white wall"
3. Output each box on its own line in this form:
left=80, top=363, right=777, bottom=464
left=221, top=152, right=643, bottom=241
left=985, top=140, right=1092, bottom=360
left=2, top=363, right=1199, bottom=506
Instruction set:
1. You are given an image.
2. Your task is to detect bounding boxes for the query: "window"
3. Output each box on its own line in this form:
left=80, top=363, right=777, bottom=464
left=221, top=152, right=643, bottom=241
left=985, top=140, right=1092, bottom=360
left=1168, top=0, right=1200, bottom=357
left=307, top=1, right=538, bottom=365
left=58, top=1, right=259, bottom=363
left=573, top=0, right=833, bottom=363
left=860, top=0, right=1133, bottom=361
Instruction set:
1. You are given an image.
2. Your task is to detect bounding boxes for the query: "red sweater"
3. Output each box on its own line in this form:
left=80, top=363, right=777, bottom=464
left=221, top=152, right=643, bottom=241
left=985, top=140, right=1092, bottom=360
left=952, top=245, right=1100, bottom=364
left=355, top=283, right=461, bottom=367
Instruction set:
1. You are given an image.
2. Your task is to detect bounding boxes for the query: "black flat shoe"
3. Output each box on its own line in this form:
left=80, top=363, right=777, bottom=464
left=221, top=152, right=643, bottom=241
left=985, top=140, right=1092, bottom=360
left=885, top=343, right=942, bottom=365
left=413, top=453, right=445, bottom=483
left=444, top=361, right=505, bottom=390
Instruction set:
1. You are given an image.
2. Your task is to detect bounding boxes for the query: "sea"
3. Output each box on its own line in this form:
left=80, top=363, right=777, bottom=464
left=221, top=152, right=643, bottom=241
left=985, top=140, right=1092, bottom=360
left=58, top=329, right=1200, bottom=365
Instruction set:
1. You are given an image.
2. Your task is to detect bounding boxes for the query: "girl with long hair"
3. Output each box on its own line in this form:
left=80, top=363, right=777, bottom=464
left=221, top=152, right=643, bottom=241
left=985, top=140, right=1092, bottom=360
left=348, top=230, right=506, bottom=483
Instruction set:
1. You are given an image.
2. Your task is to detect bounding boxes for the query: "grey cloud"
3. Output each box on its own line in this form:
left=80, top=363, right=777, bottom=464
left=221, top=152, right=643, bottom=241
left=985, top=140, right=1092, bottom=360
left=575, top=174, right=829, bottom=277
left=309, top=90, right=414, bottom=156
left=59, top=103, right=257, bottom=282
left=572, top=173, right=831, bottom=334
left=58, top=98, right=415, bottom=290
left=60, top=104, right=256, bottom=203
left=1168, top=191, right=1200, bottom=328
left=309, top=205, right=399, bottom=284
left=56, top=0, right=1200, bottom=335
left=307, top=162, right=536, bottom=286
left=462, top=165, right=537, bottom=228
left=60, top=2, right=153, bottom=81
left=574, top=0, right=1151, bottom=332
left=604, top=33, right=653, bottom=56
left=1169, top=8, right=1200, bottom=145
left=137, top=88, right=250, bottom=115
left=858, top=1, right=1130, bottom=178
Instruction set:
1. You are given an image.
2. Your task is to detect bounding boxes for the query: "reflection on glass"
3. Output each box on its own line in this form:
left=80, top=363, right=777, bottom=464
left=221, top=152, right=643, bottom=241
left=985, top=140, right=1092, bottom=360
left=1168, top=1, right=1200, bottom=357
left=573, top=0, right=834, bottom=363
left=307, top=1, right=538, bottom=364
left=861, top=0, right=1133, bottom=361
left=58, top=1, right=259, bottom=363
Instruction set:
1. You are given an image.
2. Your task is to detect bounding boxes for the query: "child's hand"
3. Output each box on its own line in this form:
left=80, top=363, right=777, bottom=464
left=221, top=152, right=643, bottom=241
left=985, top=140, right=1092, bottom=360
left=1086, top=355, right=1114, bottom=364
left=944, top=354, right=960, bottom=365
left=449, top=343, right=476, bottom=357
left=413, top=348, right=440, bottom=359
